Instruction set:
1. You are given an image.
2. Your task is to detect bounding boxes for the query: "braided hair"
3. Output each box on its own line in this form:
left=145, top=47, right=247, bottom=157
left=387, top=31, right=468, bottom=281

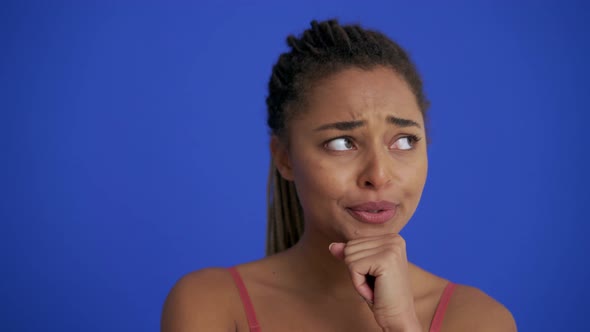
left=265, top=19, right=430, bottom=255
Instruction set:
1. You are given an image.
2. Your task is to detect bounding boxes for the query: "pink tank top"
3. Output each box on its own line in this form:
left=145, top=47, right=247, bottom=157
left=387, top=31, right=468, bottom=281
left=228, top=267, right=456, bottom=332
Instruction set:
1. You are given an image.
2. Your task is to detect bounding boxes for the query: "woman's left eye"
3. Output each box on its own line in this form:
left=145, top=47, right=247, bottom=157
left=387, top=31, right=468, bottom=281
left=325, top=137, right=355, bottom=151
left=391, top=135, right=421, bottom=150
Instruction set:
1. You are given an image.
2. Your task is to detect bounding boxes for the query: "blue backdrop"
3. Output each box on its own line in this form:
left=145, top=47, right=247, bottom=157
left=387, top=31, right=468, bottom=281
left=1, top=1, right=589, bottom=331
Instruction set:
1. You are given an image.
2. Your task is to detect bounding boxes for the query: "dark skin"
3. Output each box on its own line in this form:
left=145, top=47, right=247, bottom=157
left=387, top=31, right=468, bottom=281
left=161, top=66, right=517, bottom=332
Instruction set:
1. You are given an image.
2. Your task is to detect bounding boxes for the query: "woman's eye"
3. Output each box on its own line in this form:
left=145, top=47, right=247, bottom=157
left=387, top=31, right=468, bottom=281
left=392, top=135, right=420, bottom=150
left=325, top=137, right=355, bottom=151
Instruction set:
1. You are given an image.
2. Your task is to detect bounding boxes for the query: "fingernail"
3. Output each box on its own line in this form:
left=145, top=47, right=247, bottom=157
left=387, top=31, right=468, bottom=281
left=329, top=243, right=335, bottom=251
left=360, top=296, right=373, bottom=305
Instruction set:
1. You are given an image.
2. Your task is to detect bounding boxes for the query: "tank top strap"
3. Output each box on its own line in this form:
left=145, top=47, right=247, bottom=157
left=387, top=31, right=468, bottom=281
left=429, top=281, right=457, bottom=332
left=227, top=267, right=262, bottom=332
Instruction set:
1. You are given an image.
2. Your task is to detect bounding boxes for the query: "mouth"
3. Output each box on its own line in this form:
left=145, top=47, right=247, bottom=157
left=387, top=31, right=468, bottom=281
left=345, top=201, right=398, bottom=224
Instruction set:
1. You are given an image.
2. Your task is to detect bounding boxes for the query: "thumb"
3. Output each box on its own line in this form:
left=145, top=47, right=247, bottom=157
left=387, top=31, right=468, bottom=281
left=328, top=242, right=346, bottom=260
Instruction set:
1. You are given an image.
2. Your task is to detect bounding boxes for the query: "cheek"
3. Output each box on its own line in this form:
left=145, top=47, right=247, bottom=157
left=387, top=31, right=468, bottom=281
left=400, top=157, right=428, bottom=200
left=291, top=155, right=352, bottom=206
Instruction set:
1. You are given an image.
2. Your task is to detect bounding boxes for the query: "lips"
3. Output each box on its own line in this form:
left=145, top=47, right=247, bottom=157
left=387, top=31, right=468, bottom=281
left=346, top=201, right=397, bottom=224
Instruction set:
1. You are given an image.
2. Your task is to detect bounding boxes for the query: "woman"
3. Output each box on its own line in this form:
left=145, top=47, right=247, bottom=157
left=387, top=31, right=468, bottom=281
left=161, top=19, right=516, bottom=331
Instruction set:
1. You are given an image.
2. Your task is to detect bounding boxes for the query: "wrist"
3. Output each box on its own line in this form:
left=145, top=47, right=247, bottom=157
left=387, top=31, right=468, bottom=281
left=381, top=314, right=421, bottom=332
left=382, top=324, right=420, bottom=332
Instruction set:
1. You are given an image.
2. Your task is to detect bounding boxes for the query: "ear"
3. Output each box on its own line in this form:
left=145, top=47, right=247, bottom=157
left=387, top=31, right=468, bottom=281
left=270, top=135, right=294, bottom=181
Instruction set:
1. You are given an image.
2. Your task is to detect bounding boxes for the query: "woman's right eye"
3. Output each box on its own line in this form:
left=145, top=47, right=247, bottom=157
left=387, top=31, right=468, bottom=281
left=325, top=137, right=355, bottom=151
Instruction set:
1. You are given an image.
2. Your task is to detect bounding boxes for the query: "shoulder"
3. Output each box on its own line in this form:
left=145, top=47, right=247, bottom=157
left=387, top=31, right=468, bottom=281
left=161, top=267, right=239, bottom=332
left=443, top=284, right=517, bottom=332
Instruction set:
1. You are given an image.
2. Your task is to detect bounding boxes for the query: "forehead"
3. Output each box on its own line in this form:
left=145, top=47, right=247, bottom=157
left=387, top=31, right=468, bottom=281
left=300, top=66, right=422, bottom=124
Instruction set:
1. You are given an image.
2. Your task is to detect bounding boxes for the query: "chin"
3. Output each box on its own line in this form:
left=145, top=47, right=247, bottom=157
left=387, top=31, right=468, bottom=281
left=342, top=222, right=402, bottom=241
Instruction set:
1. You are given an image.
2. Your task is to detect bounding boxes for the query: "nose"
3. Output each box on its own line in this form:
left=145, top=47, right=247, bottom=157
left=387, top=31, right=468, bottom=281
left=357, top=146, right=394, bottom=191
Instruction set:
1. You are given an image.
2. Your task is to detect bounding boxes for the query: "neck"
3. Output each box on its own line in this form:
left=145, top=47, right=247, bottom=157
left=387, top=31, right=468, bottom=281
left=278, top=228, right=360, bottom=299
left=275, top=227, right=422, bottom=301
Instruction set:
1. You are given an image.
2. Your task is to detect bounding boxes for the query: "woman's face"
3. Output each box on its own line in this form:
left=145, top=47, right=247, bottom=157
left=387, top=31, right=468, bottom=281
left=273, top=66, right=428, bottom=242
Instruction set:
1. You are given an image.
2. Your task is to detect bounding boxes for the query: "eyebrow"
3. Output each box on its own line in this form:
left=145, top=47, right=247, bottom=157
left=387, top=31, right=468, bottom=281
left=314, top=115, right=422, bottom=131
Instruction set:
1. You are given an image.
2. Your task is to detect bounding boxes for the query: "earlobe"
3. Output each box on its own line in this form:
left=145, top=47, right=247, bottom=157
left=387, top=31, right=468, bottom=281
left=270, top=136, right=295, bottom=181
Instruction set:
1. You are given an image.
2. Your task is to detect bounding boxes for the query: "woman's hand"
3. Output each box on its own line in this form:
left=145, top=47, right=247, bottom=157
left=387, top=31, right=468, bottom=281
left=329, top=234, right=421, bottom=331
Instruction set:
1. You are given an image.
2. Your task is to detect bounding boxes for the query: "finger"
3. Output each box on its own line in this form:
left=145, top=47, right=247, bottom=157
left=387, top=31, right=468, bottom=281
left=347, top=233, right=400, bottom=244
left=328, top=242, right=346, bottom=260
left=344, top=242, right=406, bottom=264
left=346, top=234, right=404, bottom=251
left=351, top=271, right=374, bottom=303
left=343, top=246, right=387, bottom=266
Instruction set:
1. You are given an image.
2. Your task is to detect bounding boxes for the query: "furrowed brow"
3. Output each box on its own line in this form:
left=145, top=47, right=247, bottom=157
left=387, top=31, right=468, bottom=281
left=387, top=116, right=421, bottom=129
left=314, top=120, right=365, bottom=131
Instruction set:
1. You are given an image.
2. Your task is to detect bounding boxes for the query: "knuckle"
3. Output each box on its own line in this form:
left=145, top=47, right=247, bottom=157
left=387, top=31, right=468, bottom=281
left=383, top=245, right=404, bottom=260
left=343, top=245, right=355, bottom=256
left=383, top=246, right=397, bottom=255
left=347, top=260, right=360, bottom=272
left=343, top=255, right=355, bottom=265
left=390, top=237, right=406, bottom=251
left=392, top=235, right=406, bottom=245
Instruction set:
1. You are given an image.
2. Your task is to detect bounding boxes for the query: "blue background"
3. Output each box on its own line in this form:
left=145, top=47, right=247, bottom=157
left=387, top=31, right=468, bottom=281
left=2, top=1, right=589, bottom=331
